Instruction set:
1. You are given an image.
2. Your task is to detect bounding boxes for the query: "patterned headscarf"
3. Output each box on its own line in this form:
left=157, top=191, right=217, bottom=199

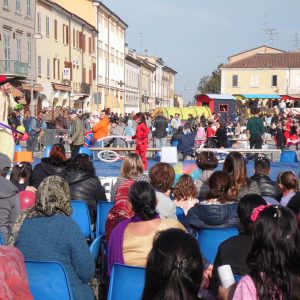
left=7, top=176, right=72, bottom=246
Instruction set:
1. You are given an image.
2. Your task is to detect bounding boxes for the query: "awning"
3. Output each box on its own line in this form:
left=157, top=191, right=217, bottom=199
left=105, top=93, right=119, bottom=109
left=235, top=94, right=281, bottom=99
left=281, top=95, right=300, bottom=101
left=22, top=83, right=43, bottom=92
left=52, top=83, right=72, bottom=92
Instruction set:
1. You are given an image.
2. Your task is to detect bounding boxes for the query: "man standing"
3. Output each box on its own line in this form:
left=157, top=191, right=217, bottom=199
left=170, top=113, right=181, bottom=133
left=93, top=110, right=110, bottom=141
left=153, top=110, right=168, bottom=148
left=0, top=75, right=26, bottom=160
left=246, top=108, right=264, bottom=149
left=27, top=111, right=47, bottom=152
left=68, top=110, right=84, bottom=158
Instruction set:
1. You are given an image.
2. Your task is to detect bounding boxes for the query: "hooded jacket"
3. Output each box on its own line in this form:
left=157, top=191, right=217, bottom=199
left=0, top=177, right=20, bottom=242
left=186, top=201, right=239, bottom=235
left=65, top=170, right=107, bottom=223
left=30, top=157, right=69, bottom=189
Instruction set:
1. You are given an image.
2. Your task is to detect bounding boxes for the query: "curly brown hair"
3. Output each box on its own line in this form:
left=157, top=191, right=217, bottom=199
left=149, top=163, right=175, bottom=193
left=173, top=174, right=198, bottom=201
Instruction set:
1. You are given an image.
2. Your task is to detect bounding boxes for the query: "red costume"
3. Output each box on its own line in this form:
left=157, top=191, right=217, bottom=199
left=132, top=122, right=150, bottom=170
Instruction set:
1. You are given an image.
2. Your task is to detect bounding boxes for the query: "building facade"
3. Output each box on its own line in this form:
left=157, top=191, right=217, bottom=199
left=94, top=1, right=127, bottom=113
left=221, top=49, right=300, bottom=97
left=35, top=0, right=97, bottom=112
left=124, top=47, right=141, bottom=113
left=0, top=0, right=36, bottom=91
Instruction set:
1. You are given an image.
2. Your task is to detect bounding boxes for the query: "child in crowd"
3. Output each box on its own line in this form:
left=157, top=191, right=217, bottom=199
left=277, top=170, right=299, bottom=206
left=173, top=174, right=199, bottom=215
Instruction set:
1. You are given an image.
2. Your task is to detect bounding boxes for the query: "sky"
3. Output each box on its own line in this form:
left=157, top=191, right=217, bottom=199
left=102, top=0, right=300, bottom=102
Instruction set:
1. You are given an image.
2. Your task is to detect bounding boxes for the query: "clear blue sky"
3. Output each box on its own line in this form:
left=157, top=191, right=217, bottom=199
left=102, top=0, right=300, bottom=101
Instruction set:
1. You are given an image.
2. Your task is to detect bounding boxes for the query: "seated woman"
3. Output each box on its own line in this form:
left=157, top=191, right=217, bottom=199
left=106, top=153, right=149, bottom=240
left=223, top=151, right=260, bottom=201
left=30, top=144, right=68, bottom=189
left=149, top=162, right=177, bottom=219
left=194, top=151, right=218, bottom=201
left=0, top=246, right=32, bottom=299
left=220, top=206, right=300, bottom=300
left=277, top=170, right=298, bottom=207
left=186, top=171, right=238, bottom=234
left=142, top=228, right=203, bottom=300
left=7, top=176, right=95, bottom=300
left=107, top=181, right=185, bottom=275
left=173, top=174, right=199, bottom=215
left=210, top=194, right=267, bottom=294
left=65, top=154, right=107, bottom=224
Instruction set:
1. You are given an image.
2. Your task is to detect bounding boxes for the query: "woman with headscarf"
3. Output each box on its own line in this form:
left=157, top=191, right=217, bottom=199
left=7, top=176, right=95, bottom=300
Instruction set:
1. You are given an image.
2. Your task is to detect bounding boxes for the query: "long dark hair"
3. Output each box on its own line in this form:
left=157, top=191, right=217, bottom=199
left=129, top=181, right=157, bottom=220
left=67, top=154, right=95, bottom=175
left=142, top=228, right=203, bottom=300
left=10, top=162, right=32, bottom=185
left=247, top=206, right=300, bottom=299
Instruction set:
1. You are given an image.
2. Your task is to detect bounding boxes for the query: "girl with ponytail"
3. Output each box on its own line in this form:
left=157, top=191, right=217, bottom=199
left=277, top=170, right=299, bottom=206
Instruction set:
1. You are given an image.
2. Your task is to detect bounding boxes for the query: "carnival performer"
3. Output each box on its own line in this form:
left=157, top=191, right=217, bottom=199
left=132, top=113, right=150, bottom=171
left=0, top=75, right=26, bottom=160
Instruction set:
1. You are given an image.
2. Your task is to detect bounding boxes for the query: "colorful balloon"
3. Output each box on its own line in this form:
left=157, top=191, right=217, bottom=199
left=19, top=191, right=36, bottom=211
left=16, top=125, right=25, bottom=133
left=19, top=132, right=29, bottom=141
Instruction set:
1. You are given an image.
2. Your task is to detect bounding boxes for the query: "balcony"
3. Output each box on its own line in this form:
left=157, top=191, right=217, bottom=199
left=0, top=60, right=29, bottom=77
left=72, top=82, right=91, bottom=95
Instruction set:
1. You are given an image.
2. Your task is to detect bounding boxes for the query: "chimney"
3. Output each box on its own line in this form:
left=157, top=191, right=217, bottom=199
left=133, top=49, right=136, bottom=59
left=125, top=43, right=128, bottom=55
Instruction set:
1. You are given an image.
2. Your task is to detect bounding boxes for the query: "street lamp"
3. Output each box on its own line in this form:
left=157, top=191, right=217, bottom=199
left=30, top=33, right=42, bottom=115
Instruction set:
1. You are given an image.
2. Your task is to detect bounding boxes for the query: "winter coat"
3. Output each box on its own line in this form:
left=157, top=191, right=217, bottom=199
left=70, top=116, right=85, bottom=145
left=0, top=177, right=21, bottom=242
left=250, top=174, right=282, bottom=201
left=30, top=157, right=69, bottom=189
left=153, top=116, right=168, bottom=139
left=65, top=170, right=107, bottom=223
left=185, top=201, right=239, bottom=234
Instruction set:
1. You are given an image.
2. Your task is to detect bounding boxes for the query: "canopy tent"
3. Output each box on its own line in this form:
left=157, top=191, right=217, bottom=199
left=153, top=106, right=211, bottom=120
left=234, top=94, right=281, bottom=100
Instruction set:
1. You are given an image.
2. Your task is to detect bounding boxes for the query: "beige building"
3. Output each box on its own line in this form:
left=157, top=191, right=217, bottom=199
left=221, top=46, right=300, bottom=97
left=36, top=0, right=97, bottom=112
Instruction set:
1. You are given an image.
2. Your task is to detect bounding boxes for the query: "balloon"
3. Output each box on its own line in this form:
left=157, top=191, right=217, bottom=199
left=15, top=103, right=24, bottom=111
left=19, top=132, right=29, bottom=141
left=19, top=191, right=36, bottom=211
left=173, top=161, right=202, bottom=184
left=16, top=125, right=25, bottom=133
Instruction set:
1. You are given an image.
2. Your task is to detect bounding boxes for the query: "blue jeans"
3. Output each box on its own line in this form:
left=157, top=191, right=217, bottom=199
left=154, top=137, right=167, bottom=148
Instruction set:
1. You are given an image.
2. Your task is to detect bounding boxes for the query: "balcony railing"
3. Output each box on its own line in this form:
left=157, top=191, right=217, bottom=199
left=72, top=82, right=91, bottom=94
left=0, top=60, right=29, bottom=77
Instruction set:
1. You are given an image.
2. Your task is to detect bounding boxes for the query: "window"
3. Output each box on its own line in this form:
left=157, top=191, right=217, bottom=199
left=250, top=75, right=259, bottom=87
left=3, top=0, right=9, bottom=9
left=73, top=29, right=75, bottom=47
left=63, top=24, right=69, bottom=45
left=219, top=104, right=229, bottom=112
left=27, top=38, right=31, bottom=65
left=26, top=0, right=31, bottom=17
left=54, top=19, right=57, bottom=40
left=16, top=0, right=21, bottom=13
left=46, top=16, right=50, bottom=37
left=272, top=75, right=278, bottom=87
left=37, top=12, right=41, bottom=33
left=232, top=75, right=238, bottom=87
left=4, top=31, right=11, bottom=72
left=93, top=63, right=96, bottom=81
left=16, top=35, right=22, bottom=62
left=47, top=58, right=50, bottom=78
left=37, top=56, right=41, bottom=76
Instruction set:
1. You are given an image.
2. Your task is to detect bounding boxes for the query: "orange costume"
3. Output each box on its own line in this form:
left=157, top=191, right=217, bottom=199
left=132, top=122, right=150, bottom=170
left=92, top=117, right=110, bottom=141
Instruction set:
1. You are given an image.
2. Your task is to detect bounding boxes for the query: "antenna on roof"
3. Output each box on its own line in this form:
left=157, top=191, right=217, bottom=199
left=292, top=33, right=299, bottom=50
left=266, top=27, right=277, bottom=47
left=138, top=32, right=143, bottom=54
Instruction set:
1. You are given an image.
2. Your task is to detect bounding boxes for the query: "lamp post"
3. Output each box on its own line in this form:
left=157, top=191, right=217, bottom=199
left=30, top=33, right=42, bottom=116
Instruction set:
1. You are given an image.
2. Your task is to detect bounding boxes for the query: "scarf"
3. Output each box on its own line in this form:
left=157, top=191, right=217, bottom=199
left=7, top=175, right=72, bottom=246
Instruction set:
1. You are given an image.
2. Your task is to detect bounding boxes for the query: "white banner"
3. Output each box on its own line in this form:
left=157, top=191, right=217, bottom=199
left=99, top=177, right=118, bottom=200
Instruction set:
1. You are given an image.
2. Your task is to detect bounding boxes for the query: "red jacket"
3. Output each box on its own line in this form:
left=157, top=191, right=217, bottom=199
left=132, top=122, right=150, bottom=143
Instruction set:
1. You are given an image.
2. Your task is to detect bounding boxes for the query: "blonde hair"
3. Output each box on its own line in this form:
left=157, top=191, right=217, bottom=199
left=121, top=153, right=144, bottom=179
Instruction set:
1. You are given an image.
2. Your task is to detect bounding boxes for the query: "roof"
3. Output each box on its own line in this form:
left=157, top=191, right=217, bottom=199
left=236, top=94, right=281, bottom=99
left=202, top=94, right=235, bottom=100
left=228, top=45, right=285, bottom=59
left=223, top=52, right=300, bottom=69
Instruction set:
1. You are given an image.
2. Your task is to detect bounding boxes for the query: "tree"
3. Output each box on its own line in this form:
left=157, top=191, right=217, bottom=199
left=196, top=63, right=223, bottom=94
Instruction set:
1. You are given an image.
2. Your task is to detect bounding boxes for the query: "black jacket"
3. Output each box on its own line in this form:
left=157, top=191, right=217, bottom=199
left=215, top=127, right=228, bottom=148
left=65, top=170, right=107, bottom=223
left=30, top=157, right=69, bottom=189
left=186, top=202, right=239, bottom=235
left=250, top=174, right=282, bottom=201
left=153, top=116, right=168, bottom=138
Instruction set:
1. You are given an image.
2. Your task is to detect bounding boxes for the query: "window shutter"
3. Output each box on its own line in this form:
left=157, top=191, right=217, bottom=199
left=83, top=68, right=86, bottom=83
left=89, top=69, right=92, bottom=84
left=73, top=29, right=75, bottom=47
left=83, top=34, right=86, bottom=52
left=54, top=20, right=57, bottom=40
left=93, top=63, right=96, bottom=80
left=66, top=25, right=69, bottom=45
left=53, top=58, right=56, bottom=79
left=89, top=37, right=91, bottom=54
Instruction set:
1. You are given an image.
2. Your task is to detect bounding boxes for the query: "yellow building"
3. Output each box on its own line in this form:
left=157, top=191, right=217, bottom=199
left=36, top=0, right=97, bottom=112
left=221, top=47, right=300, bottom=96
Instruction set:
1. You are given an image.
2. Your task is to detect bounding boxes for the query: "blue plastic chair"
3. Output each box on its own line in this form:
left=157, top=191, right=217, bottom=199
left=79, top=146, right=93, bottom=157
left=96, top=201, right=114, bottom=238
left=25, top=261, right=74, bottom=300
left=71, top=200, right=93, bottom=239
left=89, top=236, right=101, bottom=261
left=44, top=145, right=52, bottom=158
left=176, top=206, right=185, bottom=224
left=171, top=140, right=179, bottom=147
left=14, top=145, right=22, bottom=152
left=196, top=228, right=239, bottom=264
left=234, top=274, right=242, bottom=283
left=0, top=232, right=4, bottom=245
left=280, top=150, right=297, bottom=163
left=107, top=264, right=146, bottom=300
